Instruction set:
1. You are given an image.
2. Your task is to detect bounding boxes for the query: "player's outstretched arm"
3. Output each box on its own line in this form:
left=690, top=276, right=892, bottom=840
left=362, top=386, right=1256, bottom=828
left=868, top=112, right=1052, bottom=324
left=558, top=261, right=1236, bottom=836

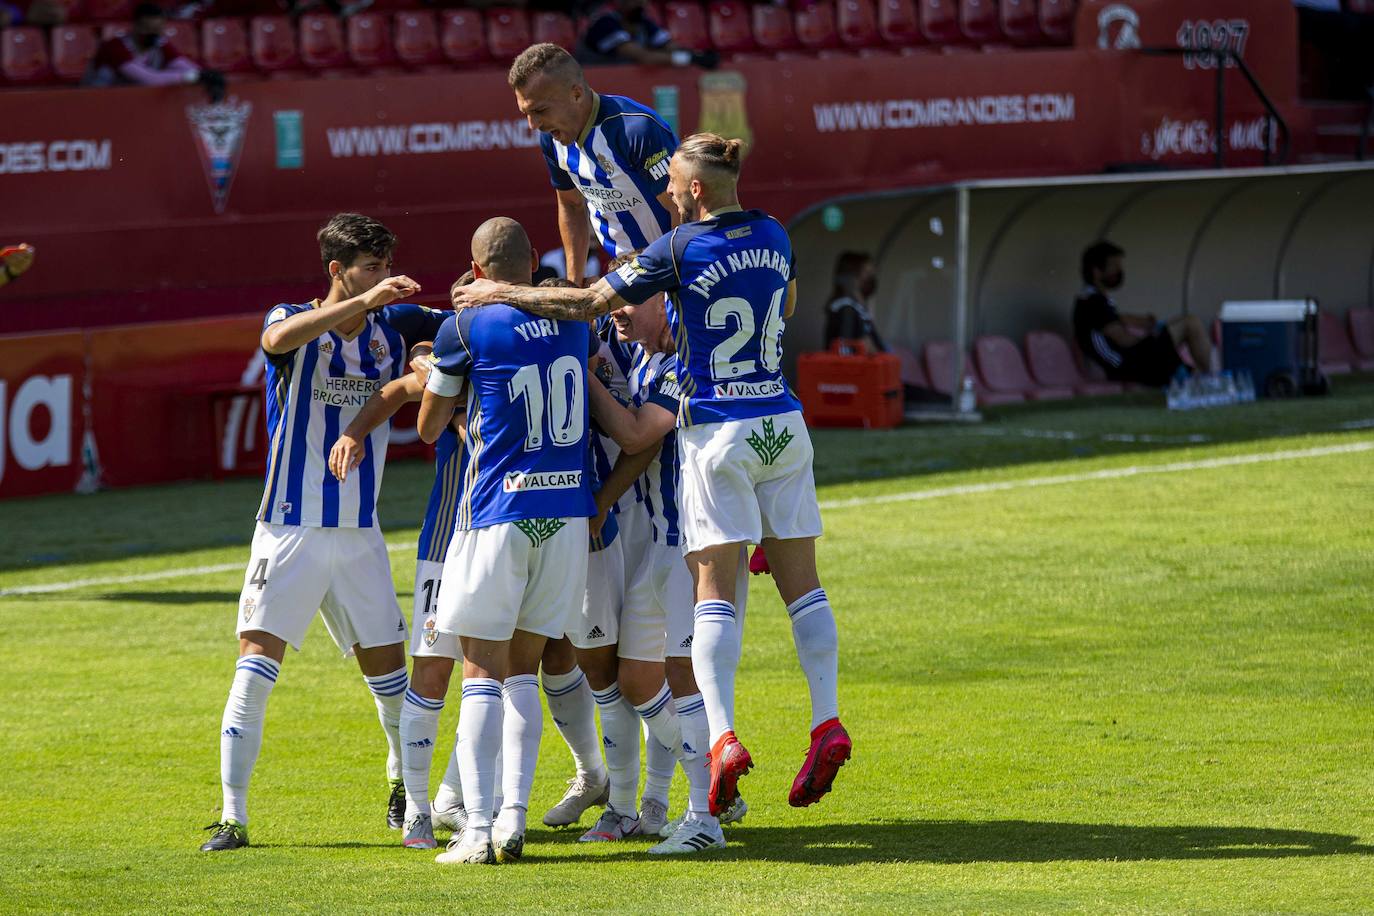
left=262, top=275, right=421, bottom=355
left=451, top=277, right=621, bottom=322
left=555, top=188, right=594, bottom=287
left=588, top=376, right=675, bottom=455
left=417, top=387, right=460, bottom=445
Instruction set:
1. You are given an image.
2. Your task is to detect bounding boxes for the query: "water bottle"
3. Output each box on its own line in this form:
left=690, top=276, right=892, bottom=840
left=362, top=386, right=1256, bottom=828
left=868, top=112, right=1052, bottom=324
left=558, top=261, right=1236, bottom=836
left=1222, top=371, right=1238, bottom=406
left=958, top=376, right=977, bottom=414
left=1238, top=370, right=1255, bottom=403
left=1167, top=376, right=1183, bottom=410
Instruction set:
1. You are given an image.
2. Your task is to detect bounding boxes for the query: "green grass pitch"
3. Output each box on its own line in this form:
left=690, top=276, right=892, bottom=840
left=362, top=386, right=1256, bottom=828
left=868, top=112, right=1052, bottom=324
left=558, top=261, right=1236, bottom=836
left=2, top=380, right=1372, bottom=913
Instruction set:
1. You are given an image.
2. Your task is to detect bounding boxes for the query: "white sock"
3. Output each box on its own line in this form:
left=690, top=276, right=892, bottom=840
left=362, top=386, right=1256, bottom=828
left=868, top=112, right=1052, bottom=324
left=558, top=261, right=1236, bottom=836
left=541, top=667, right=607, bottom=783
left=787, top=588, right=841, bottom=729
left=498, top=674, right=541, bottom=835
left=674, top=692, right=717, bottom=826
left=399, top=688, right=443, bottom=819
left=456, top=678, right=502, bottom=843
left=219, top=654, right=279, bottom=826
left=633, top=683, right=683, bottom=771
left=642, top=721, right=675, bottom=809
left=691, top=600, right=740, bottom=745
left=363, top=666, right=408, bottom=782
left=433, top=732, right=463, bottom=812
left=592, top=683, right=641, bottom=816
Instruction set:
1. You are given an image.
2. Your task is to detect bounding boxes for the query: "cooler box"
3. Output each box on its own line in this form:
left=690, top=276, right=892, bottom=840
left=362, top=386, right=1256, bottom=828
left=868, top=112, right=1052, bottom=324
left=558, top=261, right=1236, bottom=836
left=1220, top=299, right=1321, bottom=398
left=797, top=350, right=903, bottom=428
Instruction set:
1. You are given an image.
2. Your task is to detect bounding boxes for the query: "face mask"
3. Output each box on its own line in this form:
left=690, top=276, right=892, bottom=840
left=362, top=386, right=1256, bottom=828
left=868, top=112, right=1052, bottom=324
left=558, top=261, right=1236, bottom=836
left=1105, top=270, right=1124, bottom=290
left=861, top=276, right=878, bottom=298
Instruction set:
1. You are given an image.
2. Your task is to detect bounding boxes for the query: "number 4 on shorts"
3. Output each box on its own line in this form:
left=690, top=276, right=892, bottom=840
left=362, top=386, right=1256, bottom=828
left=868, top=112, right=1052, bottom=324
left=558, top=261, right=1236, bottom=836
left=249, top=558, right=269, bottom=589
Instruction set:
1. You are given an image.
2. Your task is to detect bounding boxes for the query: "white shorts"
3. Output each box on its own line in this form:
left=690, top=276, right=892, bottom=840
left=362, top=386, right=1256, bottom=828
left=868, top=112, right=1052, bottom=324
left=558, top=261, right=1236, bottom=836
left=411, top=559, right=462, bottom=660
left=677, top=410, right=823, bottom=553
left=436, top=517, right=589, bottom=642
left=236, top=521, right=407, bottom=656
left=571, top=538, right=625, bottom=650
left=620, top=541, right=696, bottom=662
left=615, top=501, right=652, bottom=596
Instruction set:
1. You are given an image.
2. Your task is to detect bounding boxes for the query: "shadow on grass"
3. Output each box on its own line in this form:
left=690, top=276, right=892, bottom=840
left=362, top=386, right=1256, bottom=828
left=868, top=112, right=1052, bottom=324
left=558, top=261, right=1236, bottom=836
left=74, top=590, right=243, bottom=605
left=533, top=820, right=1374, bottom=865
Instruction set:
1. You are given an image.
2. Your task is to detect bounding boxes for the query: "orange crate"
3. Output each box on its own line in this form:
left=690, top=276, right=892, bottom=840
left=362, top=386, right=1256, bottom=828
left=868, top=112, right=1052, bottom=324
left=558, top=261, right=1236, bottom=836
left=797, top=350, right=903, bottom=428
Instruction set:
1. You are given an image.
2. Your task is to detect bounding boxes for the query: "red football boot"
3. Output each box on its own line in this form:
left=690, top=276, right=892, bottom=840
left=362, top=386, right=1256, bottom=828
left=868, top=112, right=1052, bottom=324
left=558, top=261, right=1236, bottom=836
left=789, top=718, right=852, bottom=807
left=706, top=730, right=753, bottom=816
left=748, top=545, right=771, bottom=575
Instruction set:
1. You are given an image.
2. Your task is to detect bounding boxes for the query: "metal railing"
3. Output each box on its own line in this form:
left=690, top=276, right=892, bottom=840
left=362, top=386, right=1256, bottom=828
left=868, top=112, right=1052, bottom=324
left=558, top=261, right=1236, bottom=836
left=1140, top=46, right=1291, bottom=169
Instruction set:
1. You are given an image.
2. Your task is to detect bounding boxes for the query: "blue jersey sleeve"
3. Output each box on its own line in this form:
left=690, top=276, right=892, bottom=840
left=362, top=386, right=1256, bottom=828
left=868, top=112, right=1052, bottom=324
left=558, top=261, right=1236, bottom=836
left=644, top=359, right=683, bottom=415
left=383, top=303, right=448, bottom=351
left=261, top=302, right=310, bottom=365
left=541, top=133, right=575, bottom=191
left=603, top=231, right=678, bottom=305
left=426, top=312, right=473, bottom=398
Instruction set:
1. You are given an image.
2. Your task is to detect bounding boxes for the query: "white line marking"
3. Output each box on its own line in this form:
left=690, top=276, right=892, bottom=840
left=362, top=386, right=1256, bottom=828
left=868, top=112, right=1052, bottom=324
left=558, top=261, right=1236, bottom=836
left=817, top=441, right=1373, bottom=510
left=4, top=440, right=1370, bottom=597
left=0, top=541, right=417, bottom=598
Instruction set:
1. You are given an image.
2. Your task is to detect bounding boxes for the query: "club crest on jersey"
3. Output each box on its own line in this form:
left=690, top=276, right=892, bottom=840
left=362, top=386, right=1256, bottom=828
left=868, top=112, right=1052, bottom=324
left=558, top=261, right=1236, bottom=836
left=186, top=96, right=252, bottom=215
left=596, top=153, right=617, bottom=178
left=370, top=339, right=387, bottom=361
left=423, top=617, right=438, bottom=648
left=241, top=595, right=257, bottom=622
left=503, top=470, right=583, bottom=493
left=318, top=340, right=334, bottom=355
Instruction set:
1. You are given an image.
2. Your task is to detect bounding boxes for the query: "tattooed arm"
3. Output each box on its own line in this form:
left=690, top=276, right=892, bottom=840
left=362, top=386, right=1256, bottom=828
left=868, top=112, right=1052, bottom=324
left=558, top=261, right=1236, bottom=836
left=451, top=277, right=625, bottom=321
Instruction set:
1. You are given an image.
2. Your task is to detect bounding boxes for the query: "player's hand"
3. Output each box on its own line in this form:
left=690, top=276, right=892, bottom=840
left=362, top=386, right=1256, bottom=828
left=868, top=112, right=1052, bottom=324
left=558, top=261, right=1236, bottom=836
left=589, top=501, right=610, bottom=540
left=2, top=244, right=36, bottom=280
left=363, top=275, right=421, bottom=311
left=329, top=434, right=365, bottom=482
left=411, top=354, right=434, bottom=386
left=451, top=278, right=504, bottom=310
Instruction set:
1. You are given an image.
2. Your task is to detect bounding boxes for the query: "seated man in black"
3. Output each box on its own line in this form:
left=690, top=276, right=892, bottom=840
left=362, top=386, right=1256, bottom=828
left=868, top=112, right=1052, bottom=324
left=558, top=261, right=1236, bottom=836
left=823, top=251, right=885, bottom=353
left=1074, top=241, right=1212, bottom=387
left=576, top=0, right=717, bottom=68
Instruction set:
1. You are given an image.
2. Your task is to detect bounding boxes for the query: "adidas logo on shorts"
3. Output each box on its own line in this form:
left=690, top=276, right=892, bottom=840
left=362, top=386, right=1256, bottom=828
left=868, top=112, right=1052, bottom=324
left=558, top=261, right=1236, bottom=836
left=679, top=635, right=694, bottom=649
left=587, top=626, right=606, bottom=640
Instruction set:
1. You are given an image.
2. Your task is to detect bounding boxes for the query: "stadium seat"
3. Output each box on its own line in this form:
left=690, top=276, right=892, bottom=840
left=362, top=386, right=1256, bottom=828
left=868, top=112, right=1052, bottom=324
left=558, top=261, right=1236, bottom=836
left=891, top=344, right=930, bottom=389
left=708, top=0, right=755, bottom=53
left=999, top=0, right=1042, bottom=44
left=202, top=17, right=251, bottom=73
left=531, top=11, right=576, bottom=49
left=1317, top=310, right=1368, bottom=374
left=440, top=9, right=489, bottom=66
left=919, top=0, right=962, bottom=44
left=100, top=20, right=130, bottom=39
left=1039, top=0, right=1075, bottom=44
left=857, top=45, right=898, bottom=57
left=796, top=2, right=841, bottom=50
left=1347, top=308, right=1374, bottom=361
left=485, top=7, right=529, bottom=63
left=347, top=12, right=396, bottom=69
left=393, top=10, right=441, bottom=68
left=83, top=0, right=131, bottom=21
left=922, top=340, right=1024, bottom=405
left=975, top=335, right=1074, bottom=400
left=752, top=2, right=800, bottom=51
left=299, top=12, right=349, bottom=72
left=250, top=16, right=300, bottom=73
left=51, top=24, right=98, bottom=82
left=162, top=20, right=200, bottom=63
left=665, top=1, right=711, bottom=51
left=1024, top=331, right=1124, bottom=396
left=878, top=0, right=923, bottom=45
left=836, top=0, right=880, bottom=48
left=2, top=27, right=53, bottom=83
left=958, top=0, right=1001, bottom=43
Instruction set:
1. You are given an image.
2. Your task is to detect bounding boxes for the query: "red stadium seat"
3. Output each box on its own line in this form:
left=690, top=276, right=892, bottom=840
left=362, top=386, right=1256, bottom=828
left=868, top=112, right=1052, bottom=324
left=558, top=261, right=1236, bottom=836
left=440, top=9, right=489, bottom=65
left=202, top=17, right=250, bottom=73
left=891, top=345, right=930, bottom=388
left=394, top=10, right=441, bottom=67
left=665, top=1, right=710, bottom=51
left=958, top=0, right=1000, bottom=43
left=999, top=0, right=1041, bottom=44
left=51, top=24, right=98, bottom=82
left=857, top=45, right=897, bottom=57
left=752, top=2, right=799, bottom=50
left=1348, top=309, right=1374, bottom=360
left=836, top=0, right=880, bottom=48
left=975, top=335, right=1074, bottom=400
left=162, top=20, right=200, bottom=63
left=2, top=27, right=53, bottom=83
left=877, top=0, right=922, bottom=45
left=922, top=340, right=1024, bottom=405
left=708, top=0, right=755, bottom=52
left=299, top=12, right=348, bottom=71
left=531, top=11, right=576, bottom=49
left=348, top=12, right=396, bottom=68
left=919, top=0, right=962, bottom=44
left=796, top=2, right=841, bottom=50
left=485, top=7, right=529, bottom=63
left=250, top=16, right=299, bottom=72
left=1317, top=310, right=1366, bottom=374
left=83, top=0, right=131, bottom=21
left=1039, top=0, right=1075, bottom=44
left=1024, top=330, right=1124, bottom=396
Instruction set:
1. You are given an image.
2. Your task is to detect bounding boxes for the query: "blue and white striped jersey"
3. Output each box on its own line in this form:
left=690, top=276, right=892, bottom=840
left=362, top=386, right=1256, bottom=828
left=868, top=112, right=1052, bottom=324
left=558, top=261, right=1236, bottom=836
left=627, top=347, right=684, bottom=546
left=541, top=93, right=678, bottom=260
left=257, top=301, right=446, bottom=528
left=416, top=428, right=465, bottom=564
left=593, top=315, right=643, bottom=513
